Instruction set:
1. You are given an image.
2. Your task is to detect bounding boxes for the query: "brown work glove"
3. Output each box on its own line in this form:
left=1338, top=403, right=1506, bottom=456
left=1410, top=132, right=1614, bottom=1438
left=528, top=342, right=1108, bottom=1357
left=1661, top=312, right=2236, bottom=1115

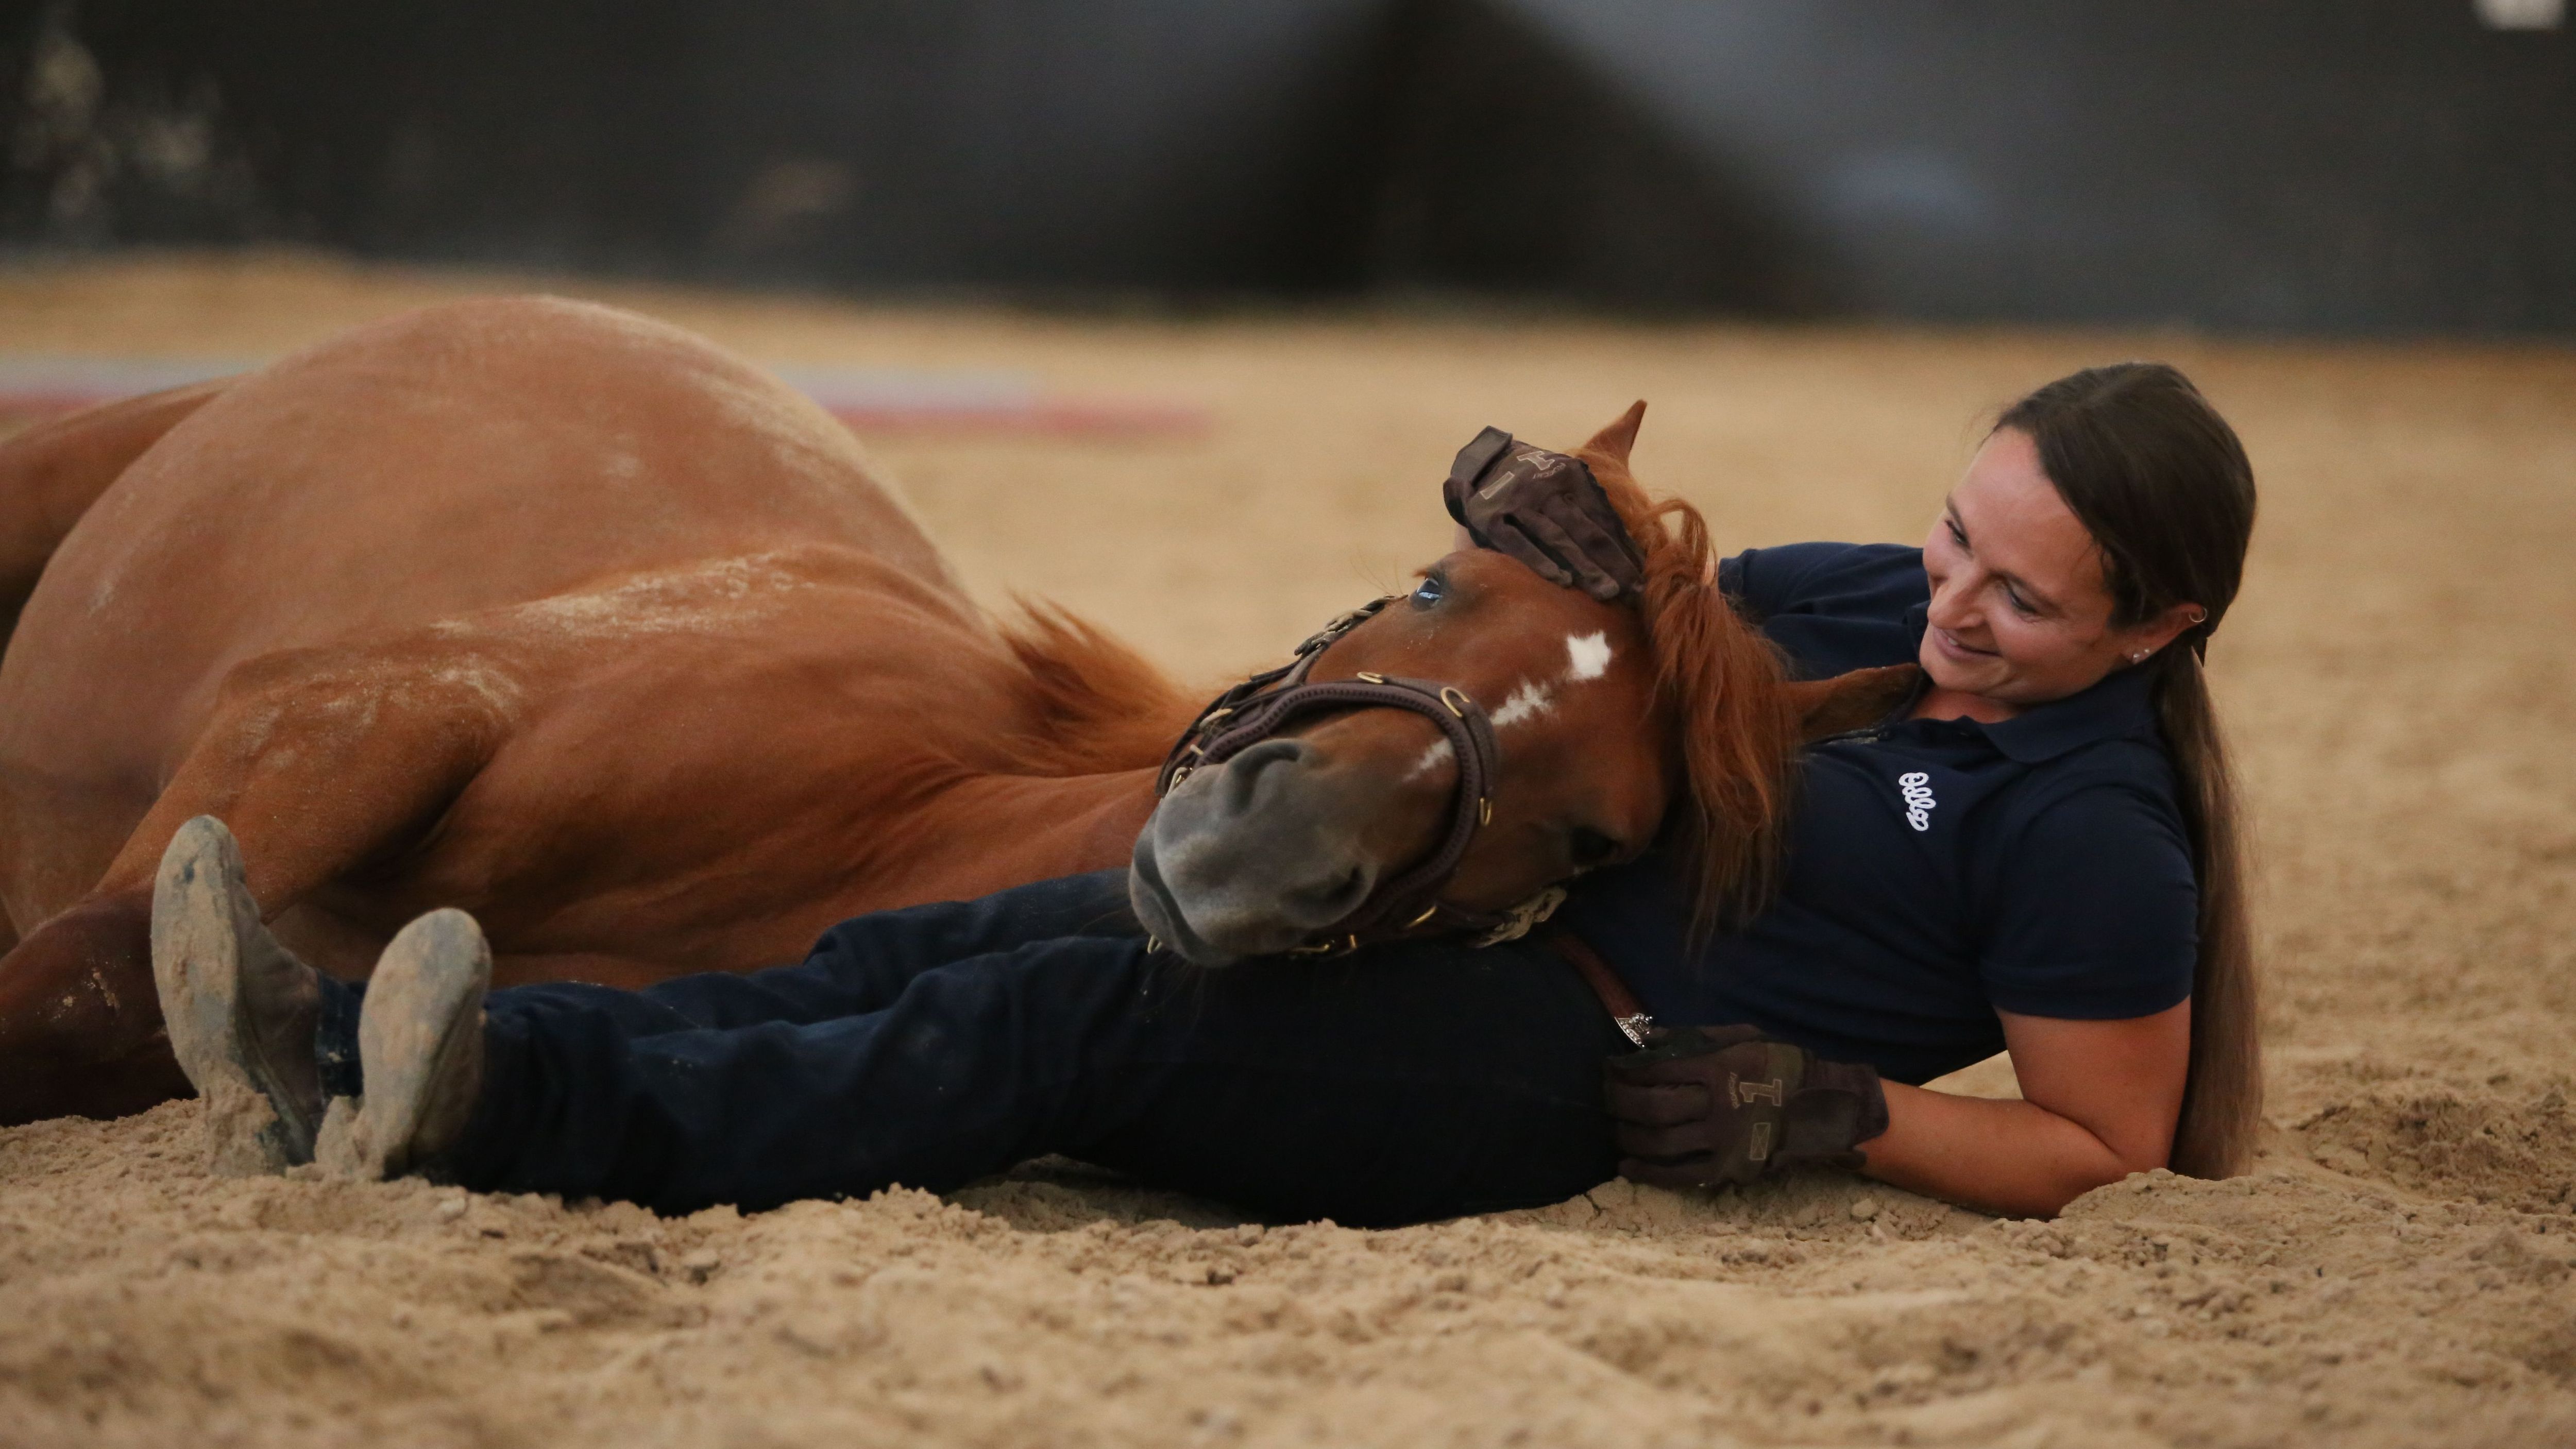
left=1443, top=427, right=1647, bottom=603
left=1604, top=1025, right=1890, bottom=1188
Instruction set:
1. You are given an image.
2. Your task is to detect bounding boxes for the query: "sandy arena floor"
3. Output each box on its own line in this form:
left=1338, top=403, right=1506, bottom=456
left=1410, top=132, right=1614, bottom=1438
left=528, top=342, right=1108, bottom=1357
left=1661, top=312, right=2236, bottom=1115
left=1, top=253, right=2571, bottom=1448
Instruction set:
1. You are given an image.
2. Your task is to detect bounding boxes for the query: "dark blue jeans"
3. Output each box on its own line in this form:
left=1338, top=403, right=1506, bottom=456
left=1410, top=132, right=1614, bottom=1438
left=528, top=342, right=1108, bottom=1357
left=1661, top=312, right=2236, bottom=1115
left=316, top=872, right=1625, bottom=1226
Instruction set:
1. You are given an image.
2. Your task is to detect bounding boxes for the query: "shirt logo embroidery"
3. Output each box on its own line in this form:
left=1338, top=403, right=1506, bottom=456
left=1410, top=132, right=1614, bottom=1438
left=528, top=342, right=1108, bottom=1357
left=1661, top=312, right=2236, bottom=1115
left=1898, top=771, right=1937, bottom=832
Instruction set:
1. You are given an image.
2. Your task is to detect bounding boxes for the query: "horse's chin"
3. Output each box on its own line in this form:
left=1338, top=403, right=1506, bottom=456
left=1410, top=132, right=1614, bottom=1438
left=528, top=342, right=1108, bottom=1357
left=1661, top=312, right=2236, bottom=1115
left=1124, top=846, right=1244, bottom=968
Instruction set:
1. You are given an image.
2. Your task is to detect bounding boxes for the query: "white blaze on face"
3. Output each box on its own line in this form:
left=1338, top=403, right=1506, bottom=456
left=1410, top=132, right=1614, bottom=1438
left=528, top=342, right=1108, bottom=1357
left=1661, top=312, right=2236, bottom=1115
left=1565, top=631, right=1613, bottom=681
left=1406, top=738, right=1455, bottom=780
left=1407, top=630, right=1619, bottom=779
left=1490, top=680, right=1555, bottom=729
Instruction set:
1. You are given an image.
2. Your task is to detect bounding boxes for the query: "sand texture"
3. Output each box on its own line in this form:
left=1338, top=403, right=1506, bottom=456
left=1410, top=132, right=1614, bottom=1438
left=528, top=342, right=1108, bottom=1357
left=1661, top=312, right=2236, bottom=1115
left=2, top=254, right=2571, bottom=1447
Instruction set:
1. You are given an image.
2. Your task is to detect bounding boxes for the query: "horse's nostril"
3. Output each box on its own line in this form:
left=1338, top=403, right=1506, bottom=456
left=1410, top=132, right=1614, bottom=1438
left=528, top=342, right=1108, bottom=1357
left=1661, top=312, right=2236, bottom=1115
left=1217, top=738, right=1310, bottom=812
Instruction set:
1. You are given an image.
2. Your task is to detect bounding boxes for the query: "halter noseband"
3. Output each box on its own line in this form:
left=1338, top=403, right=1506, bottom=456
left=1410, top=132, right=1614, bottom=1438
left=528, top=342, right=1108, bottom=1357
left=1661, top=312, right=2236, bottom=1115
left=1155, top=595, right=1536, bottom=954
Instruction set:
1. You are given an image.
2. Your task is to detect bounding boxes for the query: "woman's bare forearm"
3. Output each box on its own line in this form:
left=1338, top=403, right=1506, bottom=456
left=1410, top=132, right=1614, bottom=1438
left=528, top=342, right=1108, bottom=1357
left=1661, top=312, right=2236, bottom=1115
left=1857, top=1080, right=2158, bottom=1218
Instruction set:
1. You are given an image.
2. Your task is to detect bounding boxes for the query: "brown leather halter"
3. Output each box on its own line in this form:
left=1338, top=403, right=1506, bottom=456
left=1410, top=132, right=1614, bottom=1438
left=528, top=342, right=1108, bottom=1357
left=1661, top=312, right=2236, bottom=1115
left=1155, top=594, right=1528, bottom=954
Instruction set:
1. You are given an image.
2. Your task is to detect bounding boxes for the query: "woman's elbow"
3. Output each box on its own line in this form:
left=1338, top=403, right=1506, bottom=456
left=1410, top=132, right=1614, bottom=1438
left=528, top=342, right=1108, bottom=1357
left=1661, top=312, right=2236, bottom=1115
left=2030, top=1139, right=2169, bottom=1217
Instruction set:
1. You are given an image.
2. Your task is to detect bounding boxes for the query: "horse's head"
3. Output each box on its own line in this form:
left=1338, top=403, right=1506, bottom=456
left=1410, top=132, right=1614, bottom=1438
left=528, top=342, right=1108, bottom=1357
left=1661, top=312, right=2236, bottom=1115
left=1129, top=403, right=1918, bottom=965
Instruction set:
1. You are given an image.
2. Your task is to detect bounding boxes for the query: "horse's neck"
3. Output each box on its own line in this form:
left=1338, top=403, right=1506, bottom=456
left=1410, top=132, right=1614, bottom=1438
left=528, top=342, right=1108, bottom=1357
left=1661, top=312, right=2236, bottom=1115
left=857, top=609, right=1188, bottom=898
left=888, top=766, right=1160, bottom=899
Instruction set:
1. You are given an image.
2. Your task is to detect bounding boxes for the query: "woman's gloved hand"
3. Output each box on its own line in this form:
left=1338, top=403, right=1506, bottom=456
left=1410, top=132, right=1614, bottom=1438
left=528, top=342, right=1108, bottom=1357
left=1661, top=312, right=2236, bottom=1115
left=1443, top=427, right=1647, bottom=603
left=1604, top=1024, right=1890, bottom=1188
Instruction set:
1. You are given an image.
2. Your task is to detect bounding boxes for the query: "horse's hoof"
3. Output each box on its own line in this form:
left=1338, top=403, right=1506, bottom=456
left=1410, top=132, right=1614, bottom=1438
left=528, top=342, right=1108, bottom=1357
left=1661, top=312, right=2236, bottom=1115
left=149, top=815, right=326, bottom=1173
left=318, top=908, right=489, bottom=1183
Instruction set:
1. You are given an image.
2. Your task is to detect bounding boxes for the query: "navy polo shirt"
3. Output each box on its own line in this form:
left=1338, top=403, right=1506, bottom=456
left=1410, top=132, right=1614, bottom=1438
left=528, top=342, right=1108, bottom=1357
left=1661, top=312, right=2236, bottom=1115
left=1555, top=541, right=2199, bottom=1085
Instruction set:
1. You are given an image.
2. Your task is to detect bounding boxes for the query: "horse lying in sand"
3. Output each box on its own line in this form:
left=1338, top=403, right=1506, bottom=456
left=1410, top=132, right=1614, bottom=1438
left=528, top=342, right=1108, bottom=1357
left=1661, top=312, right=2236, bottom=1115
left=0, top=298, right=1909, bottom=1126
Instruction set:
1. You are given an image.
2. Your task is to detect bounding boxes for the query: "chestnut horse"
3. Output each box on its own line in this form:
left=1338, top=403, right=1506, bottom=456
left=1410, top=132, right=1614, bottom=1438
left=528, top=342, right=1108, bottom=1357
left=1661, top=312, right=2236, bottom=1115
left=0, top=298, right=1908, bottom=1127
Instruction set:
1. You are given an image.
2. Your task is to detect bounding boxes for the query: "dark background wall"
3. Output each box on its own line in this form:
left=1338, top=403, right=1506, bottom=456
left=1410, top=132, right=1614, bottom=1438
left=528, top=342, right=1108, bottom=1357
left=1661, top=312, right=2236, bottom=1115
left=3, top=0, right=2570, bottom=333
left=1466, top=2, right=2576, bottom=333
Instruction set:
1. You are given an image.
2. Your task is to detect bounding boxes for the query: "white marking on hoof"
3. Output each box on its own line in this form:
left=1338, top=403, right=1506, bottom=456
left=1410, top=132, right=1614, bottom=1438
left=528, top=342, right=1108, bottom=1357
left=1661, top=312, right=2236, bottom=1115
left=1565, top=632, right=1613, bottom=681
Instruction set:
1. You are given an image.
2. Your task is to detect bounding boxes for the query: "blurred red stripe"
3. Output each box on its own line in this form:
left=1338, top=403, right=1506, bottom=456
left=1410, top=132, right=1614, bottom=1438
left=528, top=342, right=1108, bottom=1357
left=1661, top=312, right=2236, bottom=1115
left=2, top=384, right=1209, bottom=438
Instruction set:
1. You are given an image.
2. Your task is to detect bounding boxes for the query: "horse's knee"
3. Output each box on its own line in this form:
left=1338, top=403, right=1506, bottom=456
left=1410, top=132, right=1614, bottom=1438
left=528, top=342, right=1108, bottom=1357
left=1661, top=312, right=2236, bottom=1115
left=91, top=647, right=506, bottom=905
left=0, top=889, right=185, bottom=1124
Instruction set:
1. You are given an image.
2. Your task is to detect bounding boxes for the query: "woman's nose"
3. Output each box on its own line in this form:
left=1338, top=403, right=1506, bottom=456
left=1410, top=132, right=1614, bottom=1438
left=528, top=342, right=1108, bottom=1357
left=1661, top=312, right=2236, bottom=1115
left=1925, top=568, right=1981, bottom=632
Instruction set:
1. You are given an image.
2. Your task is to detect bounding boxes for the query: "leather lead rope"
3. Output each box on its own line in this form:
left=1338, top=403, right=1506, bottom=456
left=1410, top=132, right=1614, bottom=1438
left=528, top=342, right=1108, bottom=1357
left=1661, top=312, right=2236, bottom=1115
left=1544, top=931, right=1657, bottom=1048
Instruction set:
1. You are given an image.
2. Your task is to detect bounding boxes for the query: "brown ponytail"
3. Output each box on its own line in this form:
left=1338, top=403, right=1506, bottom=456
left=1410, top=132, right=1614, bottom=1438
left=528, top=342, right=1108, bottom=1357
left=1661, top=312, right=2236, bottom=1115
left=1997, top=363, right=2262, bottom=1179
left=2147, top=646, right=2261, bottom=1178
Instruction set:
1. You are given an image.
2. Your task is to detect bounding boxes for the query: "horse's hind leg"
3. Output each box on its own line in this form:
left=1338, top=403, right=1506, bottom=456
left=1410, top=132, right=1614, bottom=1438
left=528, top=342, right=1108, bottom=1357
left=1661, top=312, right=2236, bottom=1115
left=0, top=383, right=232, bottom=991
left=0, top=641, right=511, bottom=1124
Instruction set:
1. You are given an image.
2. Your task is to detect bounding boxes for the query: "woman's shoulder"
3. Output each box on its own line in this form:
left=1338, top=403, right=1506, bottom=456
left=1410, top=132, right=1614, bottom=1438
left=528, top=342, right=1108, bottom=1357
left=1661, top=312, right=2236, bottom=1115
left=1993, top=741, right=2191, bottom=859
left=1720, top=541, right=1926, bottom=622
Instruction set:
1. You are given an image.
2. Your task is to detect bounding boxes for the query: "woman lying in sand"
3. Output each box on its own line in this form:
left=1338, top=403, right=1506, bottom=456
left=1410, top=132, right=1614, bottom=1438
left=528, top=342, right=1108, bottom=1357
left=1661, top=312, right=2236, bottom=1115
left=151, top=362, right=2258, bottom=1224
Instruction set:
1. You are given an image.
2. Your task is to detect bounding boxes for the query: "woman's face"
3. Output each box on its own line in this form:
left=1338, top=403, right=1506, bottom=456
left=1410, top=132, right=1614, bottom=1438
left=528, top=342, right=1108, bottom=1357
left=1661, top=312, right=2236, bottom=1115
left=1919, top=427, right=2200, bottom=709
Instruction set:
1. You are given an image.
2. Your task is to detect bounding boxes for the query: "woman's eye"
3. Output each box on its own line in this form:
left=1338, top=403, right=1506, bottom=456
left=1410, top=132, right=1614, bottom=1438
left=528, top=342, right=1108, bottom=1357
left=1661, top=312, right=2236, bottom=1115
left=2003, top=586, right=2040, bottom=618
left=1568, top=827, right=1619, bottom=868
left=1411, top=576, right=1445, bottom=607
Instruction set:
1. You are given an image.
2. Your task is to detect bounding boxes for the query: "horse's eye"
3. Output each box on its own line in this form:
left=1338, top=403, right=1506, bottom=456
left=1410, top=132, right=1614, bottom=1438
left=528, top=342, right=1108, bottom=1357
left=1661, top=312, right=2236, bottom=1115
left=1568, top=827, right=1620, bottom=869
left=1410, top=575, right=1445, bottom=608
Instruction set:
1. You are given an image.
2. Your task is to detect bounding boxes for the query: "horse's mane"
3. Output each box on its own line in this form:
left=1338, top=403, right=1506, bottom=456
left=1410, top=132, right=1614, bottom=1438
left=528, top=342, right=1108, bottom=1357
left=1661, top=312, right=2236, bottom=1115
left=1582, top=429, right=1801, bottom=945
left=990, top=601, right=1199, bottom=776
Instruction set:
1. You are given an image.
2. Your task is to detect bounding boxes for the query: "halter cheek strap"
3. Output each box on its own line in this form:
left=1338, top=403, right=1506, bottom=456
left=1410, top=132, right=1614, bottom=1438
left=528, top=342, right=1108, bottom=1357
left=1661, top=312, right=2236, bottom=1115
left=1157, top=595, right=1525, bottom=953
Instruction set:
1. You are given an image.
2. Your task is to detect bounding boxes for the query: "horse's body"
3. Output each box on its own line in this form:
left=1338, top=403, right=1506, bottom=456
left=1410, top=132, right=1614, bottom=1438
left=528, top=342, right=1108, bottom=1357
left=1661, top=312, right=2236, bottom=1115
left=0, top=299, right=1208, bottom=1121
left=0, top=297, right=1907, bottom=1128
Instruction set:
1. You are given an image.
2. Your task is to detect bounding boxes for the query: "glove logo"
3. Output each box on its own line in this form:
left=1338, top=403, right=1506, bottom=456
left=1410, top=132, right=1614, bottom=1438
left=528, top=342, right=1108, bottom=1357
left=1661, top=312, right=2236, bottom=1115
left=1727, top=1072, right=1785, bottom=1107
left=1897, top=771, right=1937, bottom=832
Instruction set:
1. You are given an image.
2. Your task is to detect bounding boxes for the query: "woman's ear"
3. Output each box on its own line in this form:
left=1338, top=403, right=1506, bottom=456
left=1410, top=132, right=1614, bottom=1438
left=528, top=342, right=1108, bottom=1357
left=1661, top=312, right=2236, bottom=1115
left=2121, top=602, right=2209, bottom=661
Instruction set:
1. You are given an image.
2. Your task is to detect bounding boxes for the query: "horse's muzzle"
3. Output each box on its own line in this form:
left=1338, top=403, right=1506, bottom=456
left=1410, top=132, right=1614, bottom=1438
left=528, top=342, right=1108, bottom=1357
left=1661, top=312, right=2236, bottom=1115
left=1128, top=738, right=1386, bottom=965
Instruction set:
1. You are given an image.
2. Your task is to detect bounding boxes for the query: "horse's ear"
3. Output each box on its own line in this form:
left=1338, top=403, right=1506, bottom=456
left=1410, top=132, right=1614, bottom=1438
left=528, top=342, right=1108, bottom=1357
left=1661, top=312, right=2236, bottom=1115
left=1580, top=400, right=1648, bottom=468
left=1784, top=664, right=1921, bottom=743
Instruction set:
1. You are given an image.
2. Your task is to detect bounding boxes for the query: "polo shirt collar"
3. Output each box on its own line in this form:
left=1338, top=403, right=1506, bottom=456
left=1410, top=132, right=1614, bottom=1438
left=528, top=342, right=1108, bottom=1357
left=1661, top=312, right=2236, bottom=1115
left=1901, top=601, right=2162, bottom=764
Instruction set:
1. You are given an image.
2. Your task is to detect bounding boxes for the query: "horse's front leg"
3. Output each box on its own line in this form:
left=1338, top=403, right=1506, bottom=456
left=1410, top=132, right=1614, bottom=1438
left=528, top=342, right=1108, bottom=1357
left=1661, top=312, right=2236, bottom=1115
left=0, top=640, right=512, bottom=1125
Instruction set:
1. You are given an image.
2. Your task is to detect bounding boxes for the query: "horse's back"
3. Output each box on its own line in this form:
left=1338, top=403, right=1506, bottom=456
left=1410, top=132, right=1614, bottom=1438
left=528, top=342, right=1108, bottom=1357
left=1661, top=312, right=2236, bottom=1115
left=0, top=296, right=967, bottom=914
